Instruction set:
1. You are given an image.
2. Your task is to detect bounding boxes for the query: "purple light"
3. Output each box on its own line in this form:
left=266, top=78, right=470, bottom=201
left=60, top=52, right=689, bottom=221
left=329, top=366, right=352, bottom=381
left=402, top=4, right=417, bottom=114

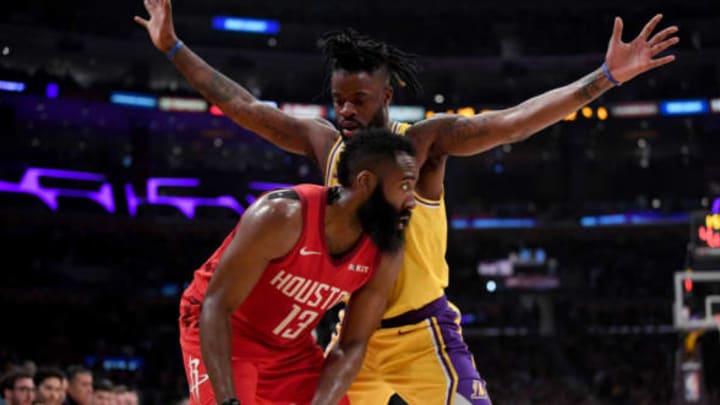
left=713, top=198, right=720, bottom=214
left=46, top=83, right=59, bottom=99
left=125, top=183, right=141, bottom=217
left=0, top=167, right=115, bottom=213
left=126, top=177, right=244, bottom=219
left=248, top=181, right=293, bottom=192
left=0, top=80, right=25, bottom=92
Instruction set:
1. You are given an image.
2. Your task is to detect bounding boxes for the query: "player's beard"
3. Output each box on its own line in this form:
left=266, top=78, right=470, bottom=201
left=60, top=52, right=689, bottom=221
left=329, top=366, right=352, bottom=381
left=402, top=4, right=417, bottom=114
left=367, top=105, right=387, bottom=130
left=358, top=183, right=410, bottom=254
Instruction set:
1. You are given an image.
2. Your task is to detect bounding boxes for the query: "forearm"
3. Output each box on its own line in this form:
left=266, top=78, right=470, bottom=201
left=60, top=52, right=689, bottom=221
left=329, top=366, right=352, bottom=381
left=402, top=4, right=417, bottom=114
left=503, top=67, right=612, bottom=142
left=199, top=302, right=237, bottom=403
left=433, top=67, right=615, bottom=156
left=310, top=343, right=366, bottom=405
left=171, top=45, right=256, bottom=109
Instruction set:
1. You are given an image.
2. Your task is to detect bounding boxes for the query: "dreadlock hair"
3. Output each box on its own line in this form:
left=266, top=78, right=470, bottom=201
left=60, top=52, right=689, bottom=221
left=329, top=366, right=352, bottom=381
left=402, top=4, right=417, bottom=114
left=337, top=128, right=416, bottom=188
left=319, top=29, right=423, bottom=95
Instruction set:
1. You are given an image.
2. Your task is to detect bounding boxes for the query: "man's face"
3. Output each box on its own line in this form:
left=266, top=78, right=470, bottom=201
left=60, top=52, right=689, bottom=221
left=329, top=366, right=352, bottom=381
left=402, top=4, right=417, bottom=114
left=123, top=391, right=140, bottom=405
left=68, top=373, right=93, bottom=405
left=331, top=69, right=391, bottom=138
left=358, top=152, right=416, bottom=253
left=6, top=377, right=35, bottom=405
left=91, top=390, right=114, bottom=405
left=36, top=376, right=65, bottom=405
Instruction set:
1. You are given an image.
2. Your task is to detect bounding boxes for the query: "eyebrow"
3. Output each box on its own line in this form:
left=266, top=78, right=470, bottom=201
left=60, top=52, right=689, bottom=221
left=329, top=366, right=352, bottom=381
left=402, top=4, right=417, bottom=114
left=331, top=91, right=369, bottom=97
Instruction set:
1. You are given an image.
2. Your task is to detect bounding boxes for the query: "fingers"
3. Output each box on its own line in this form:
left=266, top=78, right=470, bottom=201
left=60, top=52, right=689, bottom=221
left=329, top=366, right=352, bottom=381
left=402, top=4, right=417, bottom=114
left=651, top=37, right=680, bottom=56
left=649, top=26, right=679, bottom=46
left=648, top=54, right=676, bottom=70
left=611, top=16, right=623, bottom=43
left=134, top=16, right=149, bottom=28
left=638, top=13, right=663, bottom=40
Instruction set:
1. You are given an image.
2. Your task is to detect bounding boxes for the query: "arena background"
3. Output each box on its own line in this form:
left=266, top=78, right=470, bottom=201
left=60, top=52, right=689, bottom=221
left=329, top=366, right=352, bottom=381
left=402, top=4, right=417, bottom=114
left=1, top=0, right=719, bottom=404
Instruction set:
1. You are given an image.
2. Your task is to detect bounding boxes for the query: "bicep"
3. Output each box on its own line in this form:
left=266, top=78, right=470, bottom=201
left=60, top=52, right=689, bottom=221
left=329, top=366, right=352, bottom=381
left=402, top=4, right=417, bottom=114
left=413, top=112, right=511, bottom=157
left=204, top=201, right=301, bottom=313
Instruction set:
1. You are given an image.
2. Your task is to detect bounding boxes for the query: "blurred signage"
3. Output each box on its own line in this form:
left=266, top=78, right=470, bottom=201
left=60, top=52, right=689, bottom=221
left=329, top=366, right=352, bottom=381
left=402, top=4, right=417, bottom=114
left=212, top=16, right=280, bottom=34
left=610, top=102, right=658, bottom=118
left=698, top=198, right=720, bottom=248
left=158, top=97, right=208, bottom=112
left=388, top=105, right=426, bottom=122
left=659, top=99, right=709, bottom=116
left=711, top=98, right=720, bottom=113
left=281, top=103, right=327, bottom=119
left=0, top=167, right=292, bottom=219
left=110, top=92, right=157, bottom=108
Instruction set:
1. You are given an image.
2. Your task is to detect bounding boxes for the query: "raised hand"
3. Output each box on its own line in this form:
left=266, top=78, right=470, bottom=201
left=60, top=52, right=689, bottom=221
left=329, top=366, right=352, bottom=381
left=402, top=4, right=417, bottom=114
left=604, top=14, right=679, bottom=84
left=134, top=0, right=179, bottom=53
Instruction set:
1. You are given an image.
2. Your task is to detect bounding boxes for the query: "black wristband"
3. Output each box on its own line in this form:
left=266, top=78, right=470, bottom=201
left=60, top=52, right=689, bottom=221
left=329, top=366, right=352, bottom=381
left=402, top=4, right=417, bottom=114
left=220, top=399, right=240, bottom=405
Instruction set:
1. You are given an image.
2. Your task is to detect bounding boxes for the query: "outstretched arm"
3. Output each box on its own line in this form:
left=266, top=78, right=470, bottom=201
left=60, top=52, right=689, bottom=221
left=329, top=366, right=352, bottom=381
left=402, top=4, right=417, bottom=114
left=134, top=0, right=337, bottom=158
left=311, top=250, right=403, bottom=405
left=199, top=194, right=302, bottom=403
left=413, top=14, right=679, bottom=157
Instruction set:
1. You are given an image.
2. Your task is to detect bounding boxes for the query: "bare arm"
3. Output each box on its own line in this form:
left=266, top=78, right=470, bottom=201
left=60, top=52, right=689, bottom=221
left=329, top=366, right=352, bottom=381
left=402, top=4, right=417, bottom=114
left=134, top=0, right=337, bottom=158
left=310, top=250, right=403, bottom=405
left=199, top=194, right=302, bottom=403
left=412, top=14, right=679, bottom=157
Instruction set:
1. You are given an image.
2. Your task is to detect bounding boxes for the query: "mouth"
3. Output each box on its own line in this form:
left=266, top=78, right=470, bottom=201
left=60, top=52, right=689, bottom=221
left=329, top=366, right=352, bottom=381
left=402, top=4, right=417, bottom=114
left=398, top=214, right=411, bottom=230
left=339, top=121, right=361, bottom=137
left=341, top=128, right=357, bottom=138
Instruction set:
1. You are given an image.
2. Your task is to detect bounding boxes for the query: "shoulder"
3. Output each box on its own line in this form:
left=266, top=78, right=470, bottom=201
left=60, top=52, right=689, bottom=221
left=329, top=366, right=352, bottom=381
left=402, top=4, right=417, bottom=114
left=308, top=117, right=342, bottom=167
left=243, top=189, right=303, bottom=230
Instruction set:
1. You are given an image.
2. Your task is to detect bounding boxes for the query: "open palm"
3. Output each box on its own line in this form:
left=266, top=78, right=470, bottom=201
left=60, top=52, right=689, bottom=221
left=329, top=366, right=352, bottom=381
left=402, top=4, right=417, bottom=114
left=134, top=0, right=178, bottom=53
left=605, top=14, right=679, bottom=84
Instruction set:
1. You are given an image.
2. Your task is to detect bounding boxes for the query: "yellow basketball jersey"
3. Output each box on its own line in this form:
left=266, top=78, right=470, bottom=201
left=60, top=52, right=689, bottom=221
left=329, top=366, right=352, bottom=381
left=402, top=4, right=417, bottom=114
left=324, top=122, right=448, bottom=318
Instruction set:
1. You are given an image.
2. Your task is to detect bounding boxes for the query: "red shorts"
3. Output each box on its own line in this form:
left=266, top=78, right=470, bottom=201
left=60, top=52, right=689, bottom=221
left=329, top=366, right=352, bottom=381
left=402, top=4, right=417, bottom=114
left=179, top=293, right=349, bottom=405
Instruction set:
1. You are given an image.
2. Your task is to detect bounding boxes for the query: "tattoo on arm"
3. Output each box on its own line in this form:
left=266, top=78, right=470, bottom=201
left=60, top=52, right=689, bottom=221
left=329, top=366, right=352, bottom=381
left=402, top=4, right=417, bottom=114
left=196, top=71, right=248, bottom=104
left=267, top=190, right=300, bottom=201
left=574, top=70, right=606, bottom=103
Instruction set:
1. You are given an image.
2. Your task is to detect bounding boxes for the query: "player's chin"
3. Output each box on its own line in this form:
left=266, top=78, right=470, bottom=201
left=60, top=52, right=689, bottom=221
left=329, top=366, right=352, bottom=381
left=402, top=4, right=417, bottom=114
left=342, top=128, right=357, bottom=138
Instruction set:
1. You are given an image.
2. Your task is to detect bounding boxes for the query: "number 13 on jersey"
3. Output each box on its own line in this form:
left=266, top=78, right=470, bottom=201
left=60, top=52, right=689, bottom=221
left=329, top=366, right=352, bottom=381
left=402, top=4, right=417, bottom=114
left=272, top=304, right=319, bottom=339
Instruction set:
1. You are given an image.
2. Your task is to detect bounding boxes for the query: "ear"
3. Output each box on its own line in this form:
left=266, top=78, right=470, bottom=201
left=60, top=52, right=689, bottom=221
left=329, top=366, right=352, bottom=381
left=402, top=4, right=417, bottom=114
left=355, top=169, right=378, bottom=195
left=384, top=85, right=393, bottom=106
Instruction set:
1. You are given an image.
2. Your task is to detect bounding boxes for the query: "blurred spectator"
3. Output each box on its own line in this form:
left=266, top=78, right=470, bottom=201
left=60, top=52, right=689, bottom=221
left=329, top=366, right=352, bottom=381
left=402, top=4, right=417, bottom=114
left=1, top=369, right=35, bottom=405
left=33, top=368, right=66, bottom=405
left=63, top=367, right=92, bottom=405
left=89, top=380, right=113, bottom=405
left=112, top=386, right=139, bottom=405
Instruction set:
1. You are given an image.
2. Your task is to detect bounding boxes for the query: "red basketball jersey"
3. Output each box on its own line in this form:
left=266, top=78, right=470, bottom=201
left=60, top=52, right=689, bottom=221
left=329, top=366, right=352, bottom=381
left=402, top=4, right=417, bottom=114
left=183, top=184, right=380, bottom=348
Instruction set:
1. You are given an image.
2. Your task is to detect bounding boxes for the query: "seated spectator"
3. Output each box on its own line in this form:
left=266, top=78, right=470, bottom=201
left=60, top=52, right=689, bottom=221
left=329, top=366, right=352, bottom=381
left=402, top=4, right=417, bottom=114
left=33, top=368, right=65, bottom=405
left=1, top=369, right=35, bottom=405
left=89, top=379, right=112, bottom=405
left=63, top=367, right=91, bottom=405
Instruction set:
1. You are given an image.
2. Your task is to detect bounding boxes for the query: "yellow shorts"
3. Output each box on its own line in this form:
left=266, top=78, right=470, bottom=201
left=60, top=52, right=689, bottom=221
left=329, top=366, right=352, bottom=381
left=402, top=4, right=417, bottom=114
left=328, top=296, right=491, bottom=404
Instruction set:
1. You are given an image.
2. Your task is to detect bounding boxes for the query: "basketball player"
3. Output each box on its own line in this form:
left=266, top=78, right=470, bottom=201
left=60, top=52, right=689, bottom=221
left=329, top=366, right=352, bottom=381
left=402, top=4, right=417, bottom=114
left=136, top=0, right=679, bottom=402
left=178, top=130, right=417, bottom=404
